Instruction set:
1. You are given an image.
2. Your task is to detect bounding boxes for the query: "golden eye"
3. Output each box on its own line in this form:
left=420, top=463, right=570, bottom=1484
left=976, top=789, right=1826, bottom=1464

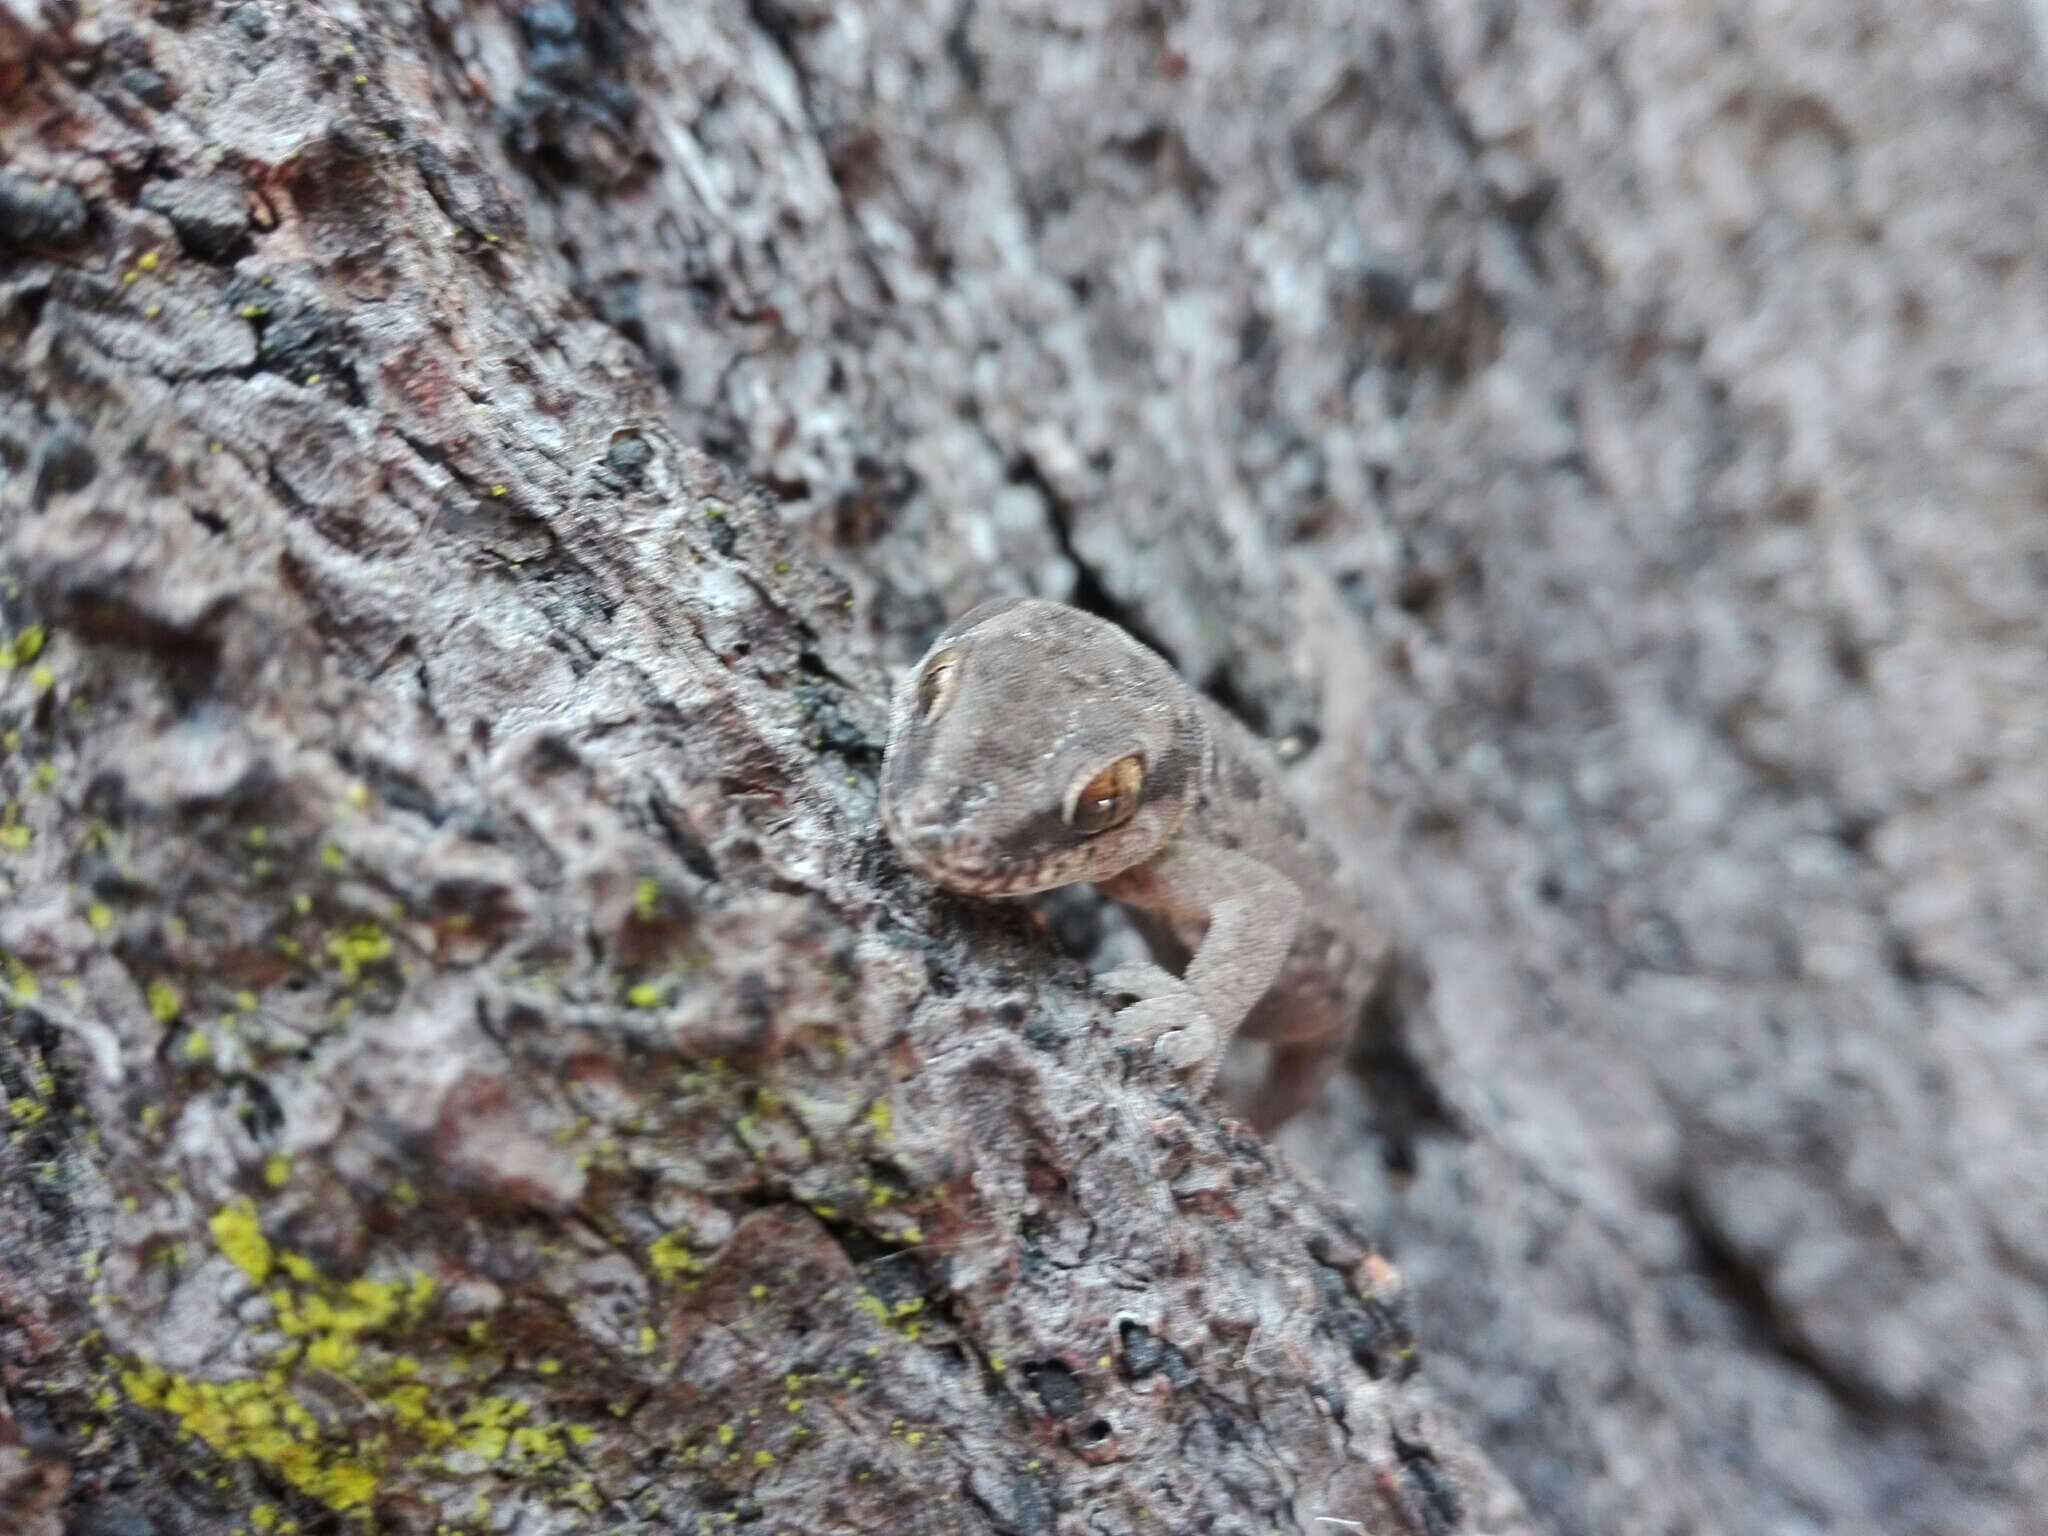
left=915, top=650, right=961, bottom=720
left=1066, top=754, right=1145, bottom=834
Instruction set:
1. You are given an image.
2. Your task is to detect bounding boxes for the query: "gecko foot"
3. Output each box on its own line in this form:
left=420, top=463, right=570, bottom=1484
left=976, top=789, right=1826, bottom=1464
left=1115, top=992, right=1220, bottom=1077
left=1097, top=961, right=1182, bottom=1002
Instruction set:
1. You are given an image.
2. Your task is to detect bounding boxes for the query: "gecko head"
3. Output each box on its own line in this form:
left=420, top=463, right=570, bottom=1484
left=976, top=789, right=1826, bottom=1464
left=880, top=597, right=1206, bottom=898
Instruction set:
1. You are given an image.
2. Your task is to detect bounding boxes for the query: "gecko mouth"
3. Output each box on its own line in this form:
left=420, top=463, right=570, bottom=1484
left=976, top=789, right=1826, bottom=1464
left=882, top=810, right=1076, bottom=899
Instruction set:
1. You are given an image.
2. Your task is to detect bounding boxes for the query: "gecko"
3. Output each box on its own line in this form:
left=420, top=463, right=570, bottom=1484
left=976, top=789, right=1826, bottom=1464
left=879, top=596, right=1382, bottom=1132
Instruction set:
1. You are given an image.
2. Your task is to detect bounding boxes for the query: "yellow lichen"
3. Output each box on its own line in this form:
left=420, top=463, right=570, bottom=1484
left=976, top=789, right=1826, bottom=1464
left=279, top=1253, right=319, bottom=1284
left=2, top=626, right=46, bottom=667
left=648, top=1230, right=702, bottom=1283
left=324, top=923, right=392, bottom=983
left=119, top=1361, right=378, bottom=1511
left=147, top=979, right=182, bottom=1022
left=209, top=1199, right=273, bottom=1284
left=2, top=956, right=37, bottom=1001
left=114, top=1213, right=505, bottom=1519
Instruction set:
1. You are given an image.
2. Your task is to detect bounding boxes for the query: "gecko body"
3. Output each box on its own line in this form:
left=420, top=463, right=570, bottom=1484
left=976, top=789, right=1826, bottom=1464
left=879, top=597, right=1379, bottom=1132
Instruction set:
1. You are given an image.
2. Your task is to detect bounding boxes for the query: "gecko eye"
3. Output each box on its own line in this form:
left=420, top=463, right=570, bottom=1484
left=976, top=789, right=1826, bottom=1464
left=1065, top=754, right=1145, bottom=834
left=915, top=650, right=962, bottom=721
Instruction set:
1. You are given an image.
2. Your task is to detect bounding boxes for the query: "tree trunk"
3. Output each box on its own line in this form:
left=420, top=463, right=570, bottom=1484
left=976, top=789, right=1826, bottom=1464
left=5, top=1, right=2045, bottom=1534
left=0, top=2, right=1529, bottom=1533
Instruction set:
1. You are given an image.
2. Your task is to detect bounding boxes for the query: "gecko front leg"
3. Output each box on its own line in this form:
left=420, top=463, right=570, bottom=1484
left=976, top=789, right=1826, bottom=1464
left=1099, top=840, right=1303, bottom=1094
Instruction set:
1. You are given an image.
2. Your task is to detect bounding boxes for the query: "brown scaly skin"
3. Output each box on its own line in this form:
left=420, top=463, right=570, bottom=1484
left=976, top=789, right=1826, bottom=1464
left=880, top=598, right=1383, bottom=1132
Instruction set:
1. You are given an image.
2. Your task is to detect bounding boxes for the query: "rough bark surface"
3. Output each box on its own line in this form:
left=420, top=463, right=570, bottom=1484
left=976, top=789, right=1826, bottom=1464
left=3, top=2, right=2045, bottom=1536
left=0, top=2, right=1528, bottom=1534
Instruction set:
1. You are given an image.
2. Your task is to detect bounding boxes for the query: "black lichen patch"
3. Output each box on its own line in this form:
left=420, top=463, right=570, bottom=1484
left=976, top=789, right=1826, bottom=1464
left=600, top=430, right=655, bottom=489
left=795, top=678, right=876, bottom=761
left=584, top=272, right=680, bottom=391
left=1022, top=1360, right=1084, bottom=1420
left=141, top=178, right=250, bottom=262
left=1116, top=1319, right=1194, bottom=1388
left=225, top=277, right=364, bottom=404
left=1311, top=1257, right=1417, bottom=1382
left=1393, top=1433, right=1464, bottom=1536
left=32, top=424, right=99, bottom=509
left=0, top=173, right=90, bottom=250
left=501, top=0, right=641, bottom=185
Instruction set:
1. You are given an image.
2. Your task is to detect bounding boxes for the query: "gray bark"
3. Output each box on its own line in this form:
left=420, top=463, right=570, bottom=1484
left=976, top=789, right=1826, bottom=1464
left=4, top=0, right=2046, bottom=1534
left=0, top=2, right=1527, bottom=1533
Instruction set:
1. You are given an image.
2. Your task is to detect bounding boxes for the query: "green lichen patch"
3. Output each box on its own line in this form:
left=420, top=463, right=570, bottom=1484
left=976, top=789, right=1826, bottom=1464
left=324, top=921, right=394, bottom=984
left=0, top=625, right=47, bottom=668
left=116, top=1199, right=607, bottom=1524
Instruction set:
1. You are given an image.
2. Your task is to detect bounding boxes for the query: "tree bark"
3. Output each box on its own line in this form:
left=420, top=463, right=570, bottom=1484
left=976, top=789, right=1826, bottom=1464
left=5, top=0, right=2046, bottom=1534
left=0, top=2, right=1531, bottom=1533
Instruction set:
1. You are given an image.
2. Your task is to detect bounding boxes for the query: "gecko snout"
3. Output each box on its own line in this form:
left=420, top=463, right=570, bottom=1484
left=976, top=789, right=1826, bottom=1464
left=895, top=814, right=982, bottom=861
left=886, top=782, right=968, bottom=845
left=885, top=802, right=998, bottom=880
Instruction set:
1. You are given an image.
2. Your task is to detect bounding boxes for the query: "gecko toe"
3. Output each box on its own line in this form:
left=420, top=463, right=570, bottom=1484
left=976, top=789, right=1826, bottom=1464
left=1115, top=993, right=1219, bottom=1076
left=1149, top=1024, right=1216, bottom=1073
left=1098, top=961, right=1181, bottom=1001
